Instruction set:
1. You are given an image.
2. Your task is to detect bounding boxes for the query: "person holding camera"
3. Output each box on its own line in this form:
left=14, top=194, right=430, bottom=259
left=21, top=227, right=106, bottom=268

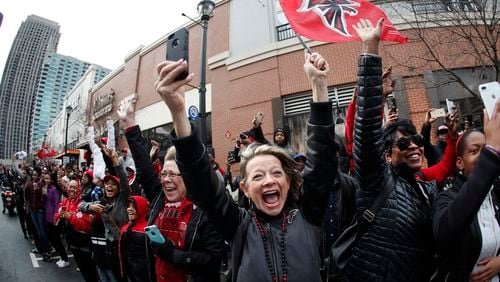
left=421, top=108, right=450, bottom=167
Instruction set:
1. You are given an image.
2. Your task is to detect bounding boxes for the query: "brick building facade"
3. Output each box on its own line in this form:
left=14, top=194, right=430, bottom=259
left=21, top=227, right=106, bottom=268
left=85, top=0, right=498, bottom=167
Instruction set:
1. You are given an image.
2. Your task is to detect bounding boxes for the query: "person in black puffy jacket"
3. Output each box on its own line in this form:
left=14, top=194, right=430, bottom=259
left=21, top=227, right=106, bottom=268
left=339, top=19, right=437, bottom=281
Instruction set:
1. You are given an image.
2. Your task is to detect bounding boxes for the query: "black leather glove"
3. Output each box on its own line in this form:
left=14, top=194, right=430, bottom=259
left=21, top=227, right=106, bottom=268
left=150, top=239, right=174, bottom=262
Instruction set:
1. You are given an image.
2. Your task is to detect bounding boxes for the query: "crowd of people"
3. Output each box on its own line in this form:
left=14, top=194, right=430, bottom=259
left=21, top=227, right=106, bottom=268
left=0, top=19, right=499, bottom=282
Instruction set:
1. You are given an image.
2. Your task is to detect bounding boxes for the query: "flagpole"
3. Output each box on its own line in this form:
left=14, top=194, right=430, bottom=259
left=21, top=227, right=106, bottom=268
left=296, top=34, right=312, bottom=54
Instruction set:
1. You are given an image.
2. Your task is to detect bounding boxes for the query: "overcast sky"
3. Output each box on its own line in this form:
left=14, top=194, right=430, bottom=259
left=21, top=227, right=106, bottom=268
left=0, top=0, right=203, bottom=79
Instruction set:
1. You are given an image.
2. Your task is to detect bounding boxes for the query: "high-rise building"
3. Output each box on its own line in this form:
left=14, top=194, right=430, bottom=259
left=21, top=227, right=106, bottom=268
left=30, top=53, right=110, bottom=151
left=0, top=15, right=60, bottom=159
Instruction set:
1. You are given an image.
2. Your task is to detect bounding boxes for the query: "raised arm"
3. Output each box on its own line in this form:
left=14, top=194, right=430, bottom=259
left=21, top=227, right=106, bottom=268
left=421, top=113, right=459, bottom=186
left=155, top=60, right=242, bottom=240
left=421, top=109, right=438, bottom=166
left=299, top=52, right=337, bottom=226
left=103, top=148, right=130, bottom=202
left=118, top=95, right=162, bottom=202
left=352, top=18, right=385, bottom=190
left=433, top=103, right=500, bottom=250
left=87, top=125, right=105, bottom=180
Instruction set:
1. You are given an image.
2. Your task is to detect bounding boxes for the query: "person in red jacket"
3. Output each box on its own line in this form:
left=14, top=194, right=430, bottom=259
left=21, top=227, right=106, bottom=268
left=118, top=196, right=154, bottom=282
left=55, top=179, right=98, bottom=281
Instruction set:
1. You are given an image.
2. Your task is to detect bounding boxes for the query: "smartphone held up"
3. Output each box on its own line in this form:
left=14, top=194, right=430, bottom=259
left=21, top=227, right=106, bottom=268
left=166, top=28, right=189, bottom=81
left=479, top=81, right=500, bottom=119
left=446, top=99, right=458, bottom=116
left=430, top=108, right=447, bottom=119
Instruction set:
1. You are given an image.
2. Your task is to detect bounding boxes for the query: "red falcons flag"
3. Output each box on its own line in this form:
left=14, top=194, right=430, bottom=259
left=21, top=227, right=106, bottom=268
left=279, top=0, right=408, bottom=43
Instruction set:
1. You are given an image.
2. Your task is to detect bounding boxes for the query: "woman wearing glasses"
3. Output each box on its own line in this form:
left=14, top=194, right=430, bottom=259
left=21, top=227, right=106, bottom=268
left=118, top=98, right=225, bottom=282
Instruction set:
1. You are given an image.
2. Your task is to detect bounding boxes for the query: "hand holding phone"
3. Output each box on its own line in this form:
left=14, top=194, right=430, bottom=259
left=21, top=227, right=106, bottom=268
left=145, top=225, right=165, bottom=244
left=166, top=28, right=189, bottom=81
left=479, top=82, right=500, bottom=119
left=446, top=99, right=458, bottom=116
left=227, top=150, right=236, bottom=161
left=386, top=97, right=397, bottom=113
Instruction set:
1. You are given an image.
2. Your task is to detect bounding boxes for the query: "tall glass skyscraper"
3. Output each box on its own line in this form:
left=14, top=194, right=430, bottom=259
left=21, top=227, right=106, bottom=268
left=30, top=54, right=110, bottom=150
left=0, top=15, right=60, bottom=159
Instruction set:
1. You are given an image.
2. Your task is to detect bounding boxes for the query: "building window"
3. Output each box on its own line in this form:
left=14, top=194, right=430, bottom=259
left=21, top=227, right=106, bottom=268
left=411, top=0, right=481, bottom=14
left=276, top=24, right=296, bottom=41
left=283, top=85, right=355, bottom=154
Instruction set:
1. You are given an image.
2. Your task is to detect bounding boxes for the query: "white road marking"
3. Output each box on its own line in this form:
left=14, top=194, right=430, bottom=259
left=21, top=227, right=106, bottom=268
left=30, top=254, right=74, bottom=267
left=30, top=252, right=40, bottom=268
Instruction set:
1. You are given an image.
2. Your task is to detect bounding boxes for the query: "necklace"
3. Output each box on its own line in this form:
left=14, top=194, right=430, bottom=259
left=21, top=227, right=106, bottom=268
left=252, top=210, right=288, bottom=282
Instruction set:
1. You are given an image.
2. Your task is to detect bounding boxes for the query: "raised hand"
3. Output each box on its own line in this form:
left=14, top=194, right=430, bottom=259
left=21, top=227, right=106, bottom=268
left=484, top=100, right=500, bottom=153
left=150, top=140, right=160, bottom=160
left=353, top=18, right=383, bottom=54
left=353, top=18, right=383, bottom=42
left=117, top=93, right=138, bottom=129
left=154, top=60, right=193, bottom=138
left=304, top=52, right=330, bottom=102
left=154, top=60, right=193, bottom=114
left=385, top=109, right=399, bottom=127
left=425, top=109, right=438, bottom=125
left=446, top=112, right=459, bottom=138
left=382, top=67, right=395, bottom=97
left=304, top=52, right=329, bottom=81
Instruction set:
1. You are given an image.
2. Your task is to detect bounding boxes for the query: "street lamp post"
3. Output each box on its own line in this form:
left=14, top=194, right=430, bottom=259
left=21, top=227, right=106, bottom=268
left=64, top=105, right=73, bottom=153
left=197, top=0, right=215, bottom=145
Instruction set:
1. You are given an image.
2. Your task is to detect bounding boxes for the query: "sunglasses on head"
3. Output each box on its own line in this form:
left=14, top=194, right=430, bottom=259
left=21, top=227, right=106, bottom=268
left=394, top=134, right=424, bottom=151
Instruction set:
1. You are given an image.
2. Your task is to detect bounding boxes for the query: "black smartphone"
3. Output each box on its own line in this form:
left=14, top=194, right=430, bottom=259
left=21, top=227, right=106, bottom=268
left=166, top=28, right=189, bottom=81
left=227, top=150, right=236, bottom=160
left=390, top=97, right=397, bottom=109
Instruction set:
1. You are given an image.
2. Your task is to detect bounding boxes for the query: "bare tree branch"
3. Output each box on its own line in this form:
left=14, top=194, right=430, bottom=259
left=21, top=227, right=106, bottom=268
left=384, top=0, right=499, bottom=96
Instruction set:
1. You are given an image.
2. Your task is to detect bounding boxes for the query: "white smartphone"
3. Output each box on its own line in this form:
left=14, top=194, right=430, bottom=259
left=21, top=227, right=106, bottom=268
left=430, top=108, right=447, bottom=119
left=479, top=81, right=500, bottom=119
left=446, top=99, right=457, bottom=116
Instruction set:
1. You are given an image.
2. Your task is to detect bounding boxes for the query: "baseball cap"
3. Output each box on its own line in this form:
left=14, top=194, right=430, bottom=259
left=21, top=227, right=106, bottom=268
left=103, top=175, right=120, bottom=185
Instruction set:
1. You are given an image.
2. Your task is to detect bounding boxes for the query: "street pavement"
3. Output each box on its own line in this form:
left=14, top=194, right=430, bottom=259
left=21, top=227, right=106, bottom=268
left=0, top=210, right=84, bottom=281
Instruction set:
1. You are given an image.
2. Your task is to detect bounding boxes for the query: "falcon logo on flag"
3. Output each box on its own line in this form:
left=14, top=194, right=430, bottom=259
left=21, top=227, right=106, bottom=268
left=298, top=0, right=360, bottom=37
left=280, top=0, right=408, bottom=43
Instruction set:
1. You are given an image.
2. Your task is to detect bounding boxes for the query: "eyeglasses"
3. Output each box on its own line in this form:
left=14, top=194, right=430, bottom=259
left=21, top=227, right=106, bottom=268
left=160, top=172, right=182, bottom=180
left=394, top=134, right=424, bottom=151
